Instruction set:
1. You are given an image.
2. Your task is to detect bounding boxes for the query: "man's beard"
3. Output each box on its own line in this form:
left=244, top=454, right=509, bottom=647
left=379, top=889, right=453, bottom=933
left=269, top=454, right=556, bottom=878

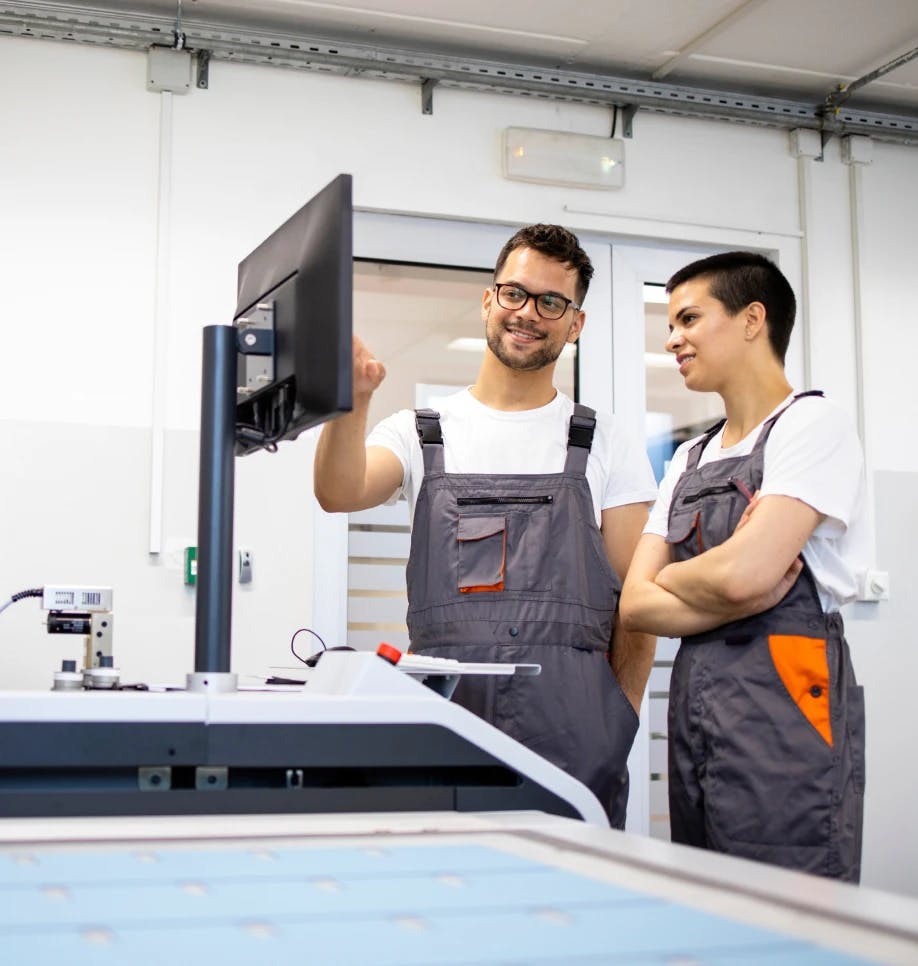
left=485, top=316, right=569, bottom=372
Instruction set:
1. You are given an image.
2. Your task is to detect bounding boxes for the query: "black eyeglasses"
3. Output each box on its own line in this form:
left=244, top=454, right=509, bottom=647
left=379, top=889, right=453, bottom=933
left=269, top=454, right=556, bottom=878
left=493, top=283, right=581, bottom=321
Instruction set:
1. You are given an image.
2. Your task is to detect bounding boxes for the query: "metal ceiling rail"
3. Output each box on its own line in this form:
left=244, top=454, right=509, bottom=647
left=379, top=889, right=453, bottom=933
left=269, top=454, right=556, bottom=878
left=3, top=1, right=918, bottom=146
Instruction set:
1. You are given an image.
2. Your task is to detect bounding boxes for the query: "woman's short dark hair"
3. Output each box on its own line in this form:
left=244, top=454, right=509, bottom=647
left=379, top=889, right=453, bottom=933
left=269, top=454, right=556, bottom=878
left=494, top=224, right=594, bottom=304
left=666, top=251, right=796, bottom=363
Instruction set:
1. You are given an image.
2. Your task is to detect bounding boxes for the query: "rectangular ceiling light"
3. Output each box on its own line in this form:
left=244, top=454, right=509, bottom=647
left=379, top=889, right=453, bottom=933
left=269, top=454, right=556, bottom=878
left=503, top=128, right=624, bottom=190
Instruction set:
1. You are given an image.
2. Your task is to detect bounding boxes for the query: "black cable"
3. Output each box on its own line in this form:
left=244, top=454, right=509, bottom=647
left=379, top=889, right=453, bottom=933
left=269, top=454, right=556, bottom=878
left=235, top=424, right=287, bottom=453
left=611, top=105, right=619, bottom=138
left=0, top=587, right=43, bottom=616
left=235, top=405, right=294, bottom=453
left=290, top=626, right=327, bottom=666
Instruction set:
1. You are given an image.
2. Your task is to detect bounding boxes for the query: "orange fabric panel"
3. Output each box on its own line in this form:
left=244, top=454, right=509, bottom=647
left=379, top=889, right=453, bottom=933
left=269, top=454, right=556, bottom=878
left=459, top=580, right=505, bottom=593
left=768, top=635, right=832, bottom=746
left=459, top=531, right=506, bottom=594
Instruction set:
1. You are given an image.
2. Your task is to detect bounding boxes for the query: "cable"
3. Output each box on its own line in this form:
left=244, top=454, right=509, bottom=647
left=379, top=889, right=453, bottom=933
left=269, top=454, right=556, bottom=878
left=235, top=394, right=294, bottom=453
left=173, top=0, right=186, bottom=50
left=234, top=423, right=289, bottom=453
left=290, top=626, right=327, bottom=666
left=0, top=587, right=43, bottom=616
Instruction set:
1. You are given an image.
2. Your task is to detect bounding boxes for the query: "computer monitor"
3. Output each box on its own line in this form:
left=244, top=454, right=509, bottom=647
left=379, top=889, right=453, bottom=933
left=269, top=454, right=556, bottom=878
left=234, top=174, right=353, bottom=455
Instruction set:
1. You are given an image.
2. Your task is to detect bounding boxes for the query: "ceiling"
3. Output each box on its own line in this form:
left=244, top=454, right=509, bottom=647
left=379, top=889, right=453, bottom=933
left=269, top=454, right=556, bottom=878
left=6, top=0, right=918, bottom=137
left=5, top=1, right=914, bottom=428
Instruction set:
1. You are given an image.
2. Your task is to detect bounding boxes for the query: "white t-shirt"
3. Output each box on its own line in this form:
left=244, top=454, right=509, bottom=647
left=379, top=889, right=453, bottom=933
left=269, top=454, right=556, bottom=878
left=366, top=388, right=658, bottom=527
left=645, top=393, right=869, bottom=612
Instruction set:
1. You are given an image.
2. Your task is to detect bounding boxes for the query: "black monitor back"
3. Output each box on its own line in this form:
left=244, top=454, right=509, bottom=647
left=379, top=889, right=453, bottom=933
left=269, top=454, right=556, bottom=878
left=234, top=174, right=352, bottom=454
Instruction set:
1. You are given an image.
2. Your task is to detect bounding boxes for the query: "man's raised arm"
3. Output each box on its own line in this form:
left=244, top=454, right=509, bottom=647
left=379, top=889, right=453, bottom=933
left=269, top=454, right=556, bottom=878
left=313, top=336, right=404, bottom=513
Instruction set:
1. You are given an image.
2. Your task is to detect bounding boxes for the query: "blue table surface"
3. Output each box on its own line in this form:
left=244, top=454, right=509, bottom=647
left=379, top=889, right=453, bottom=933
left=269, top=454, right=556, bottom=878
left=0, top=839, right=873, bottom=964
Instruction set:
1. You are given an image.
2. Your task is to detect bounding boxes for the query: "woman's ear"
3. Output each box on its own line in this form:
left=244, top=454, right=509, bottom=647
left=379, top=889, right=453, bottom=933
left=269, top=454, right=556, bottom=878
left=743, top=301, right=767, bottom=340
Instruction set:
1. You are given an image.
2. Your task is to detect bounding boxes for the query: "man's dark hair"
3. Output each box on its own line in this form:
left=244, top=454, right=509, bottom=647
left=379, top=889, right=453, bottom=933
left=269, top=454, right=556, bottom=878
left=665, top=251, right=796, bottom=363
left=494, top=224, right=594, bottom=304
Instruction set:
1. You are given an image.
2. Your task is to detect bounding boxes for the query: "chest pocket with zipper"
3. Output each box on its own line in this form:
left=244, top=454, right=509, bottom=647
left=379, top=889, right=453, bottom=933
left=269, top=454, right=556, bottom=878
left=667, top=476, right=754, bottom=561
left=456, top=494, right=554, bottom=593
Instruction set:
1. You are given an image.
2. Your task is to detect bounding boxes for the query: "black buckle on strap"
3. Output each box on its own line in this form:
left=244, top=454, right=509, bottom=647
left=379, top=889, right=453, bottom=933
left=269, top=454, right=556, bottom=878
left=568, top=412, right=596, bottom=449
left=415, top=409, right=443, bottom=446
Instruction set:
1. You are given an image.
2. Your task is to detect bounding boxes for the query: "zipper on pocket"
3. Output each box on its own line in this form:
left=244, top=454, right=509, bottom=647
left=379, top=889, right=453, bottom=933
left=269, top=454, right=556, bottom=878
left=457, top=495, right=553, bottom=506
left=681, top=479, right=741, bottom=505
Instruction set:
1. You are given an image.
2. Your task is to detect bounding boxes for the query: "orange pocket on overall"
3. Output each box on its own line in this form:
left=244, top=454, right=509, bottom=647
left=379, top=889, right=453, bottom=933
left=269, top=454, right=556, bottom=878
left=768, top=634, right=832, bottom=745
left=457, top=516, right=506, bottom=593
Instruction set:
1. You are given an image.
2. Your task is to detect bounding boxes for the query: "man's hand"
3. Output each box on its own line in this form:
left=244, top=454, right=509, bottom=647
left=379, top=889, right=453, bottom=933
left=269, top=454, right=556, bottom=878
left=313, top=336, right=402, bottom=513
left=353, top=336, right=386, bottom=397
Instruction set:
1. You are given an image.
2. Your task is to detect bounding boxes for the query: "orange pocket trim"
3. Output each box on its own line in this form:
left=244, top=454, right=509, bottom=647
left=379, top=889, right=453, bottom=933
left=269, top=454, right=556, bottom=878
left=460, top=580, right=505, bottom=593
left=459, top=531, right=506, bottom=594
left=694, top=510, right=704, bottom=554
left=768, top=634, right=832, bottom=746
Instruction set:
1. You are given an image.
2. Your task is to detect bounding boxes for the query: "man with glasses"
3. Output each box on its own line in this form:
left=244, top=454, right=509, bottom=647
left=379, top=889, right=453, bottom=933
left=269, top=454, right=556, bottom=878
left=314, top=224, right=657, bottom=826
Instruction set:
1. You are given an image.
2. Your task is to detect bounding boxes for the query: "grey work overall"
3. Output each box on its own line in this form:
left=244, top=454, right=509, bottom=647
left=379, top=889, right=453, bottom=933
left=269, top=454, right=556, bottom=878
left=666, top=392, right=865, bottom=881
left=406, top=406, right=639, bottom=827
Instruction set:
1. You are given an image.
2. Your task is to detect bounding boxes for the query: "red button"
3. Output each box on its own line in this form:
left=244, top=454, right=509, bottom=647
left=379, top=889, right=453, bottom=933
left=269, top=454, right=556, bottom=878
left=376, top=642, right=402, bottom=665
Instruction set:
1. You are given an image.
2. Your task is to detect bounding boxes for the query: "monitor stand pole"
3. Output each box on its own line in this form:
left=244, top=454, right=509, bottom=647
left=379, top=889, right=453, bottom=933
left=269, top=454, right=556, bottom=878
left=187, top=324, right=238, bottom=693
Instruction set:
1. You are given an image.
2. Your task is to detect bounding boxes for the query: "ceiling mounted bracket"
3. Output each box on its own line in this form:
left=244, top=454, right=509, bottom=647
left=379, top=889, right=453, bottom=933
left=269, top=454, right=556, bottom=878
left=621, top=105, right=638, bottom=139
left=421, top=78, right=437, bottom=115
left=196, top=48, right=210, bottom=89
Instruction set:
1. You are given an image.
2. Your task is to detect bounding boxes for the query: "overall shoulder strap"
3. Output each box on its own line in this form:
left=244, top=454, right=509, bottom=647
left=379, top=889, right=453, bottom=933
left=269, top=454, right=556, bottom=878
left=685, top=418, right=726, bottom=472
left=564, top=403, right=596, bottom=474
left=415, top=409, right=444, bottom=474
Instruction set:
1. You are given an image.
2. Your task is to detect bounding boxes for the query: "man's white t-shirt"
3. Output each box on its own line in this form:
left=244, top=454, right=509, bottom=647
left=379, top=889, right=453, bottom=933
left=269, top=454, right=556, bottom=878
left=366, top=388, right=658, bottom=527
left=644, top=393, right=869, bottom=612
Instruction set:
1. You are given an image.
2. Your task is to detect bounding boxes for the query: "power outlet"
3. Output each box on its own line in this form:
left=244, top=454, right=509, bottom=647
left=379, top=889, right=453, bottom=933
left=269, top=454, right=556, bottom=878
left=857, top=569, right=890, bottom=602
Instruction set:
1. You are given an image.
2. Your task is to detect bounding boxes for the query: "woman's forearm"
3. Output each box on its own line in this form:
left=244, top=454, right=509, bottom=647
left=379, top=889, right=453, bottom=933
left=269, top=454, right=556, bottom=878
left=620, top=577, right=732, bottom=638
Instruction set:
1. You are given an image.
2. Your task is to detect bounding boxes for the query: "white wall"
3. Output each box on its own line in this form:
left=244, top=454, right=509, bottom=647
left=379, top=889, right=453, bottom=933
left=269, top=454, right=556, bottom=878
left=2, top=35, right=917, bottom=895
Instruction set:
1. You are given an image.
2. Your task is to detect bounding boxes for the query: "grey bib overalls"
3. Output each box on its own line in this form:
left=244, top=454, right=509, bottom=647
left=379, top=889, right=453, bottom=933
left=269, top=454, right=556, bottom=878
left=666, top=392, right=865, bottom=880
left=406, top=406, right=639, bottom=827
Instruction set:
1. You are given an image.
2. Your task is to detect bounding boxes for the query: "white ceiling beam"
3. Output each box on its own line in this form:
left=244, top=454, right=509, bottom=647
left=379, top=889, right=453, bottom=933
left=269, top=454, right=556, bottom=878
left=651, top=0, right=769, bottom=81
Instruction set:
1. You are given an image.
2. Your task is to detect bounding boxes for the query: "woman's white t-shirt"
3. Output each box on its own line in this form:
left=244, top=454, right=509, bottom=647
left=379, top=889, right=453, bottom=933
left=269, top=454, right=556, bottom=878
left=644, top=393, right=869, bottom=612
